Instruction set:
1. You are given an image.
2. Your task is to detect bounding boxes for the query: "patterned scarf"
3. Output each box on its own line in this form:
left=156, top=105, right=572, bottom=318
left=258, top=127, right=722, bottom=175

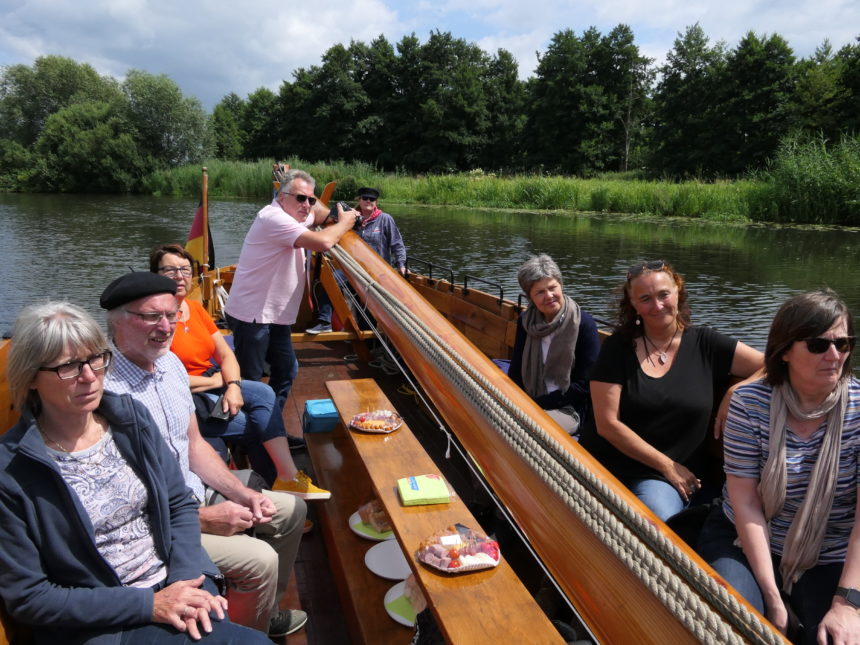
left=520, top=295, right=581, bottom=400
left=759, top=379, right=848, bottom=591
left=360, top=206, right=382, bottom=228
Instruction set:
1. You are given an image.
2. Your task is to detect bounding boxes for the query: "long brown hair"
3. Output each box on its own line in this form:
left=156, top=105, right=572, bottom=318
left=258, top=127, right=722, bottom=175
left=616, top=260, right=692, bottom=337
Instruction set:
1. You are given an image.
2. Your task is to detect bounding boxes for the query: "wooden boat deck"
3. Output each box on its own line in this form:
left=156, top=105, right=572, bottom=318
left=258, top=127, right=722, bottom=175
left=278, top=338, right=560, bottom=644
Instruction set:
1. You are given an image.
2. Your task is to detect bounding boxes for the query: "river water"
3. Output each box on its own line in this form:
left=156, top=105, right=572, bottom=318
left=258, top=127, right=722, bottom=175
left=3, top=193, right=860, bottom=352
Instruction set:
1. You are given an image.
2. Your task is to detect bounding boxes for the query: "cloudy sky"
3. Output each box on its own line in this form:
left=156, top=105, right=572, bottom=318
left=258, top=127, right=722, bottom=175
left=1, top=0, right=858, bottom=110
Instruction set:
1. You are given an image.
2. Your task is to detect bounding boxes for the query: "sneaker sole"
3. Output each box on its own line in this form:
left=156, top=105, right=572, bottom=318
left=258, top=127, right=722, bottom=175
left=269, top=614, right=308, bottom=637
left=289, top=490, right=331, bottom=500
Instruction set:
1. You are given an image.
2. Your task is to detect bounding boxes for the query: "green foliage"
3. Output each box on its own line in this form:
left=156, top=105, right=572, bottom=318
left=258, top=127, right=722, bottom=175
left=123, top=69, right=211, bottom=169
left=524, top=25, right=653, bottom=176
left=750, top=134, right=860, bottom=224
left=0, top=57, right=211, bottom=192
left=35, top=101, right=145, bottom=192
left=0, top=55, right=121, bottom=146
left=651, top=24, right=728, bottom=177
left=211, top=94, right=244, bottom=160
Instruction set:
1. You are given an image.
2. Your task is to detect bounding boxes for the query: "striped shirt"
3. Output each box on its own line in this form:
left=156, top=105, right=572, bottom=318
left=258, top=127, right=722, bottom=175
left=722, top=377, right=860, bottom=563
left=105, top=345, right=205, bottom=501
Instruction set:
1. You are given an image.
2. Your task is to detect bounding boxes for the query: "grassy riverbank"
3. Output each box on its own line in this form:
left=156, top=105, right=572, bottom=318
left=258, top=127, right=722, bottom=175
left=145, top=137, right=860, bottom=225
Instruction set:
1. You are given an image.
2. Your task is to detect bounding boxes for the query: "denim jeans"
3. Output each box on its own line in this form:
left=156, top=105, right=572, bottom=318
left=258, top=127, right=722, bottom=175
left=197, top=380, right=284, bottom=444
left=624, top=477, right=686, bottom=522
left=697, top=505, right=843, bottom=644
left=225, top=314, right=297, bottom=411
left=312, top=269, right=346, bottom=325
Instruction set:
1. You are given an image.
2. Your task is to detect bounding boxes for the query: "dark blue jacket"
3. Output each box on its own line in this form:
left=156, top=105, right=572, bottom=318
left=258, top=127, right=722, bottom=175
left=0, top=391, right=217, bottom=644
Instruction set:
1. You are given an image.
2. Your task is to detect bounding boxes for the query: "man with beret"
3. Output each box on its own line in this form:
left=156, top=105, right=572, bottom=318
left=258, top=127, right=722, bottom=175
left=101, top=272, right=308, bottom=638
left=224, top=169, right=356, bottom=411
left=307, top=186, right=407, bottom=334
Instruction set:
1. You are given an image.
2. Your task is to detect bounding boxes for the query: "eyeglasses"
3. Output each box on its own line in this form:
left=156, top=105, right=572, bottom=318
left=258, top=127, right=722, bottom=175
left=283, top=193, right=317, bottom=206
left=39, top=350, right=112, bottom=380
left=359, top=195, right=377, bottom=202
left=627, top=260, right=668, bottom=279
left=124, top=309, right=180, bottom=325
left=803, top=337, right=856, bottom=354
left=158, top=266, right=193, bottom=277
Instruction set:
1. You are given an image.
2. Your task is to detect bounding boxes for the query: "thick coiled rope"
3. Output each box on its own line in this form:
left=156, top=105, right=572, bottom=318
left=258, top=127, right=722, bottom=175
left=330, top=247, right=782, bottom=645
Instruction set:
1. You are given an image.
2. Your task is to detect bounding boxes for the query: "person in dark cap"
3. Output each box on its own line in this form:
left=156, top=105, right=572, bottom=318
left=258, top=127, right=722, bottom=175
left=101, top=273, right=309, bottom=638
left=99, top=271, right=178, bottom=311
left=307, top=186, right=407, bottom=334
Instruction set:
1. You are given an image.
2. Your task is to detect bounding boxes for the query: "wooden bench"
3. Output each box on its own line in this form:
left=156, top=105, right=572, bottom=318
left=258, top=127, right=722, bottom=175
left=305, top=414, right=414, bottom=643
left=317, top=378, right=564, bottom=644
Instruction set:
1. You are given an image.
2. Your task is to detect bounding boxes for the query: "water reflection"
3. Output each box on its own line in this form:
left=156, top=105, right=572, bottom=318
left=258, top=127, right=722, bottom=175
left=2, top=194, right=859, bottom=354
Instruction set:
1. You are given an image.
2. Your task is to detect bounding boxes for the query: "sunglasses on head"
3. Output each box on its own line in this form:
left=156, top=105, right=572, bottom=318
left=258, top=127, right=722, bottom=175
left=283, top=192, right=317, bottom=206
left=626, top=260, right=668, bottom=279
left=803, top=336, right=856, bottom=354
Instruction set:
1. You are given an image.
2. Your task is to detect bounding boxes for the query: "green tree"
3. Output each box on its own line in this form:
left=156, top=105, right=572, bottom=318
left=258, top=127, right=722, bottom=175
left=717, top=32, right=796, bottom=174
left=835, top=38, right=860, bottom=134
left=790, top=42, right=848, bottom=141
left=34, top=101, right=144, bottom=191
left=479, top=49, right=527, bottom=170
left=0, top=55, right=120, bottom=146
left=241, top=87, right=280, bottom=159
left=122, top=69, right=210, bottom=169
left=651, top=24, right=727, bottom=176
left=525, top=26, right=651, bottom=175
left=212, top=93, right=245, bottom=159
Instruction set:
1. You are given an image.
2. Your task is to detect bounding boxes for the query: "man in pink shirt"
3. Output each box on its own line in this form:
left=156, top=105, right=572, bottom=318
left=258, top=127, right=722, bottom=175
left=225, top=170, right=356, bottom=411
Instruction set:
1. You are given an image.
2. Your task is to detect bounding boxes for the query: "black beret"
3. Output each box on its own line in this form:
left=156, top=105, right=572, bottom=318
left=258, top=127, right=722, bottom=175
left=356, top=186, right=380, bottom=200
left=100, top=272, right=177, bottom=310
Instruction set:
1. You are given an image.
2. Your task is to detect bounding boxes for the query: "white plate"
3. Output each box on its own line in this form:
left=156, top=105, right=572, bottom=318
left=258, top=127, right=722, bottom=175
left=364, top=539, right=411, bottom=580
left=348, top=510, right=394, bottom=541
left=384, top=580, right=415, bottom=627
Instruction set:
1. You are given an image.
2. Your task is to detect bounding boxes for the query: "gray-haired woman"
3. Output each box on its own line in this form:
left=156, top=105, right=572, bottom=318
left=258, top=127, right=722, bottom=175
left=0, top=302, right=269, bottom=644
left=508, top=254, right=600, bottom=435
left=698, top=290, right=860, bottom=644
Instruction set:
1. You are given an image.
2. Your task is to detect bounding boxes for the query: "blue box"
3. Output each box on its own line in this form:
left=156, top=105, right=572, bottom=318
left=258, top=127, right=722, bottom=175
left=302, top=399, right=340, bottom=433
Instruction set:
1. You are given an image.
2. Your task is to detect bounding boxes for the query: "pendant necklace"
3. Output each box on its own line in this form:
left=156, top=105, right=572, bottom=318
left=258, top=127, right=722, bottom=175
left=642, top=326, right=679, bottom=366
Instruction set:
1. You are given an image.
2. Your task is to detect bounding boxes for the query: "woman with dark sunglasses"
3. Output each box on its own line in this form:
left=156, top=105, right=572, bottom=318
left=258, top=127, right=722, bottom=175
left=698, top=290, right=860, bottom=644
left=579, top=260, right=763, bottom=521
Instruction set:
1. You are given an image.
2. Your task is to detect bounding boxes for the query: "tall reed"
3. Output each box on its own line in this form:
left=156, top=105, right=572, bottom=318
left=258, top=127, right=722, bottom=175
left=144, top=153, right=856, bottom=225
left=750, top=134, right=860, bottom=225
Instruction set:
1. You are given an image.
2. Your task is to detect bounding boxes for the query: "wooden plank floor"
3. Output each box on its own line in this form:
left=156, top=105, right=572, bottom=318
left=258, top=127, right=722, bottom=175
left=278, top=341, right=377, bottom=645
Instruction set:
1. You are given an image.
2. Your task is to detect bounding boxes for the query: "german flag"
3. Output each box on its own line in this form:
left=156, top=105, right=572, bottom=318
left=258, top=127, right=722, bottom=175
left=185, top=168, right=214, bottom=276
left=186, top=199, right=214, bottom=275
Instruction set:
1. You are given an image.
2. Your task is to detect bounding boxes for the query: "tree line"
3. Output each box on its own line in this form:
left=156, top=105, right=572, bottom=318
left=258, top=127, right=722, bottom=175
left=1, top=24, right=859, bottom=193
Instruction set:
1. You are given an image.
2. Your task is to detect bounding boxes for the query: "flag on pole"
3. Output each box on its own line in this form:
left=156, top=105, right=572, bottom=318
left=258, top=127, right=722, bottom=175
left=186, top=200, right=214, bottom=275
left=185, top=168, right=213, bottom=276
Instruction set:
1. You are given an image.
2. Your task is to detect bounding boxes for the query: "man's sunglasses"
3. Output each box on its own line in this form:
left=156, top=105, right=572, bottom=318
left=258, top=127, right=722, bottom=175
left=804, top=337, right=856, bottom=354
left=359, top=195, right=377, bottom=202
left=283, top=192, right=317, bottom=206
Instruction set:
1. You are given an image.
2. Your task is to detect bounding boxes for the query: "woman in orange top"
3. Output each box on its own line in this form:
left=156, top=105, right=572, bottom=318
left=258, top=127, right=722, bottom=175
left=149, top=244, right=328, bottom=500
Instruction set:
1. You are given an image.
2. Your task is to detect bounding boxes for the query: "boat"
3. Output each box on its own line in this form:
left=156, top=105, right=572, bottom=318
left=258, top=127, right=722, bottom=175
left=0, top=168, right=787, bottom=644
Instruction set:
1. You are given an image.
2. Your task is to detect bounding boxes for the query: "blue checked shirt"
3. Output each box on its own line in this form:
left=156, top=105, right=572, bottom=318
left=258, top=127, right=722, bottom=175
left=105, top=344, right=205, bottom=501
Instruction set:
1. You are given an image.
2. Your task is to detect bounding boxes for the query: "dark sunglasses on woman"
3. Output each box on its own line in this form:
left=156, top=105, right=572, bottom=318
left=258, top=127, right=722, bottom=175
left=804, top=337, right=856, bottom=353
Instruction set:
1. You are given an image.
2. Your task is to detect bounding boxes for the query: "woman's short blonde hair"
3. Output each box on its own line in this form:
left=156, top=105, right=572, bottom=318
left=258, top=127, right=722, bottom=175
left=7, top=302, right=108, bottom=415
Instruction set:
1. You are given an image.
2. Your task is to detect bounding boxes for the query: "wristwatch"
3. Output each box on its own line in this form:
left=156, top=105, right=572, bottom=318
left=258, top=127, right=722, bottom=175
left=226, top=379, right=241, bottom=388
left=835, top=587, right=860, bottom=608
